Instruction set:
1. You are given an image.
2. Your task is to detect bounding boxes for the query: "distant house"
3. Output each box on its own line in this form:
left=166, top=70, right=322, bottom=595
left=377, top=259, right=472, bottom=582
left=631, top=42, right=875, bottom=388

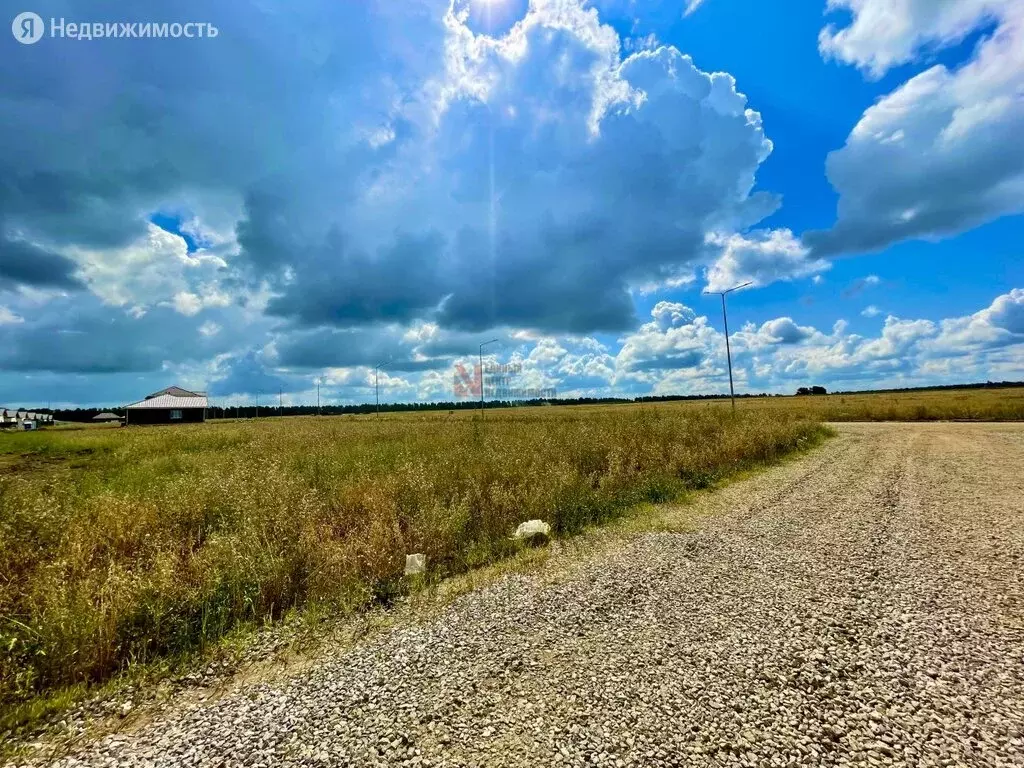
left=124, top=386, right=208, bottom=425
left=92, top=412, right=122, bottom=424
left=146, top=386, right=204, bottom=399
left=2, top=410, right=51, bottom=429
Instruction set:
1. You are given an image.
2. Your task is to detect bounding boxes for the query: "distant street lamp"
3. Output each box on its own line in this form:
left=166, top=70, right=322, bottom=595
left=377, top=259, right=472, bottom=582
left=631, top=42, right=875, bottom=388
left=702, top=281, right=752, bottom=411
left=375, top=360, right=390, bottom=418
left=479, top=339, right=499, bottom=415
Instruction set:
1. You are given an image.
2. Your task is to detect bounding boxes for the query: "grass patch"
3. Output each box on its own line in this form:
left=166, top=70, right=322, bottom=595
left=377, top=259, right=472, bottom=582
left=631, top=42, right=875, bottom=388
left=2, top=384, right=1017, bottom=729
left=1, top=404, right=825, bottom=722
left=720, top=386, right=1024, bottom=421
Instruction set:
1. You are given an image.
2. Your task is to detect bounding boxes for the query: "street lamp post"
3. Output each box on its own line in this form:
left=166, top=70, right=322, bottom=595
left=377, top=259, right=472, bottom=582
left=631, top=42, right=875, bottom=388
left=375, top=360, right=390, bottom=418
left=479, top=339, right=499, bottom=416
left=703, top=281, right=752, bottom=412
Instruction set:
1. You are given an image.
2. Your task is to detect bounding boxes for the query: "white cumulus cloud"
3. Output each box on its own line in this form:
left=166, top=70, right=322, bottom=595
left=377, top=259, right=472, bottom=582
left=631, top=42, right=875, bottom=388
left=705, top=228, right=829, bottom=292
left=808, top=0, right=1024, bottom=257
left=819, top=0, right=1013, bottom=78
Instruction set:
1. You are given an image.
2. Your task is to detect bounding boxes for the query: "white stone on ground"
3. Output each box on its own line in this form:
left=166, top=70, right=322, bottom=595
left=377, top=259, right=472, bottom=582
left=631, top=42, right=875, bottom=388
left=513, top=519, right=551, bottom=544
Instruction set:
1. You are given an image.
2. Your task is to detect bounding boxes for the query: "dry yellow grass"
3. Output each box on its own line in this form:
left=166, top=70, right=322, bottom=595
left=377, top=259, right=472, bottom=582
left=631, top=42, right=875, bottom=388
left=1, top=404, right=824, bottom=715
left=387, top=385, right=1024, bottom=423
left=730, top=386, right=1024, bottom=421
left=2, top=386, right=1018, bottom=720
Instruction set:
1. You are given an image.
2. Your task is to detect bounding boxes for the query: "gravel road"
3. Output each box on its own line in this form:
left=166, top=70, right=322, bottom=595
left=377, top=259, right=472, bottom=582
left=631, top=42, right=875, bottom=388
left=14, top=423, right=1024, bottom=767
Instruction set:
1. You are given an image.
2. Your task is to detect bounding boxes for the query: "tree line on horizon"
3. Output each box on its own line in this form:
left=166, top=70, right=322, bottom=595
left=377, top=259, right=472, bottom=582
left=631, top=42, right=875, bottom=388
left=27, top=380, right=1024, bottom=423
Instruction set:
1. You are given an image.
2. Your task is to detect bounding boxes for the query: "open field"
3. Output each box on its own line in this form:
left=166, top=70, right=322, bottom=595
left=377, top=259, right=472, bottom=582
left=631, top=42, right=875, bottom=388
left=545, top=385, right=1023, bottom=422
left=0, top=404, right=824, bottom=720
left=496, top=386, right=1024, bottom=422
left=2, top=386, right=1020, bottom=730
left=203, top=384, right=1023, bottom=423
left=13, top=421, right=1024, bottom=767
left=738, top=385, right=1024, bottom=421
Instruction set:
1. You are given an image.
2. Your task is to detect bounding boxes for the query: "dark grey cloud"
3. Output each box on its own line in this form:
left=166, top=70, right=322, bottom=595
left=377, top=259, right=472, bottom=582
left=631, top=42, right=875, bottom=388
left=0, top=0, right=441, bottom=264
left=276, top=328, right=399, bottom=370
left=0, top=298, right=233, bottom=373
left=276, top=327, right=453, bottom=373
left=265, top=231, right=449, bottom=327
left=0, top=236, right=84, bottom=290
left=624, top=348, right=703, bottom=370
left=209, top=351, right=308, bottom=397
left=413, top=329, right=510, bottom=360
left=435, top=225, right=641, bottom=334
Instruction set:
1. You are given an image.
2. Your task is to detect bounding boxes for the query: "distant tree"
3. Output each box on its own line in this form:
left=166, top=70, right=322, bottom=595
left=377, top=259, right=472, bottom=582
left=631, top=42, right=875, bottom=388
left=796, top=386, right=828, bottom=396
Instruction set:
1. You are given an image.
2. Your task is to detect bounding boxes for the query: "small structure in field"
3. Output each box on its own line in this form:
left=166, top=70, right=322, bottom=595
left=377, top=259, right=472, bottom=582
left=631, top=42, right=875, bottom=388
left=92, top=412, right=122, bottom=424
left=405, top=553, right=427, bottom=576
left=124, top=386, right=208, bottom=425
left=8, top=411, right=52, bottom=429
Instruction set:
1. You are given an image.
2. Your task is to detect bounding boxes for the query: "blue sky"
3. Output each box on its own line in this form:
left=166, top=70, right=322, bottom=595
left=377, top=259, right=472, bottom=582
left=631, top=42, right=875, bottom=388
left=1, top=0, right=1022, bottom=407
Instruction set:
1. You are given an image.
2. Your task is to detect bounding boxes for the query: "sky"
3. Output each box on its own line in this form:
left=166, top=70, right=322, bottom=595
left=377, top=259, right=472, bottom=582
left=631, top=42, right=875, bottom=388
left=1, top=0, right=1022, bottom=408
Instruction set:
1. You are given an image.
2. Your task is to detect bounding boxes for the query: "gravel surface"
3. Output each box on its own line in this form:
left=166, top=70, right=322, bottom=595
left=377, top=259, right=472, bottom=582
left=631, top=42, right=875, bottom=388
left=10, top=422, right=1024, bottom=768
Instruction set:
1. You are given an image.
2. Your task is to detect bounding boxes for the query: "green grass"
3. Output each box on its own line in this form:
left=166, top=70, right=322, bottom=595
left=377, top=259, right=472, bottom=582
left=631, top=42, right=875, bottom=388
left=2, top=385, right=1017, bottom=728
left=1, top=405, right=824, bottom=722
